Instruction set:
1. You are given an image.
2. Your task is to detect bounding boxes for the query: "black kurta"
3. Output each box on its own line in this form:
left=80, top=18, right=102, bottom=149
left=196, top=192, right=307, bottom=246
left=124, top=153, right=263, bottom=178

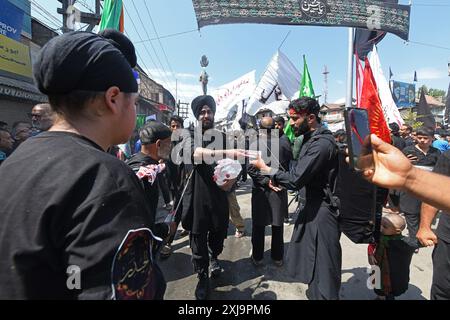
left=272, top=127, right=340, bottom=300
left=0, top=132, right=163, bottom=299
left=248, top=133, right=292, bottom=227
left=179, top=128, right=229, bottom=234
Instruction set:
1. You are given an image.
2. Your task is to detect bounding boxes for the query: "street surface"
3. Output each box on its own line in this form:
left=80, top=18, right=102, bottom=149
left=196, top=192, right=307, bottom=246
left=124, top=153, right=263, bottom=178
left=159, top=180, right=433, bottom=300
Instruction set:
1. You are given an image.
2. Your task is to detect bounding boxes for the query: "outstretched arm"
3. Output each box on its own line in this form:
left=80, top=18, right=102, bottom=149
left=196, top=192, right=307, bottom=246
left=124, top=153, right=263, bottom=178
left=358, top=134, right=450, bottom=213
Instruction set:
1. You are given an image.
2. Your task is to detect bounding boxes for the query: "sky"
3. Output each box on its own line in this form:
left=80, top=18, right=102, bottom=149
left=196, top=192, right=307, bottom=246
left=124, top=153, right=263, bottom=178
left=34, top=0, right=450, bottom=111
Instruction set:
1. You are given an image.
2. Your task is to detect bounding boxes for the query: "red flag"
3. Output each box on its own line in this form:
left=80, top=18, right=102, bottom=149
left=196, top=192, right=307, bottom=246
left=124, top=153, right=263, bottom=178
left=360, top=58, right=391, bottom=144
left=119, top=7, right=124, bottom=33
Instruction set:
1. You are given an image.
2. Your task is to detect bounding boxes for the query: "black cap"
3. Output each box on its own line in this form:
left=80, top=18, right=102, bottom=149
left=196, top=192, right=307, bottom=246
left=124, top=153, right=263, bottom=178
left=139, top=121, right=172, bottom=145
left=33, top=31, right=138, bottom=95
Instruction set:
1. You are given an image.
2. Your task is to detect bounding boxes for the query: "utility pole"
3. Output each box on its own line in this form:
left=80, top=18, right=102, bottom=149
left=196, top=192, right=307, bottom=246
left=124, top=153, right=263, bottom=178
left=57, top=0, right=102, bottom=33
left=322, top=65, right=329, bottom=105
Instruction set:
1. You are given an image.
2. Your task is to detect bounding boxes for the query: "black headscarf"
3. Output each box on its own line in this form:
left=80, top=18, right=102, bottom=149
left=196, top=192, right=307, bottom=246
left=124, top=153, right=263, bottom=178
left=98, top=29, right=137, bottom=68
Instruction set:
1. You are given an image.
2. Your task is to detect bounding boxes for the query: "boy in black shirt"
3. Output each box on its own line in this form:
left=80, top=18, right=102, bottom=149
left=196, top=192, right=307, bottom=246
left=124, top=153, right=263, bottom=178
left=0, top=31, right=166, bottom=299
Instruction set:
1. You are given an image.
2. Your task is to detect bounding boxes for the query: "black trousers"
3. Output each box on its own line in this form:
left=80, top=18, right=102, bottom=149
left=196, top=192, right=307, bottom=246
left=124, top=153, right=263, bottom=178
left=251, top=224, right=284, bottom=261
left=190, top=229, right=227, bottom=274
left=166, top=199, right=183, bottom=245
left=158, top=172, right=172, bottom=204
left=431, top=238, right=450, bottom=300
left=404, top=212, right=421, bottom=248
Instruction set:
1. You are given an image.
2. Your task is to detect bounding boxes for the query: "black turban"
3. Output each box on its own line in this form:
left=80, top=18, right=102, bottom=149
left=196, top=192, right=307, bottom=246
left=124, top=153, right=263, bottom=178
left=33, top=31, right=138, bottom=95
left=98, top=29, right=137, bottom=68
left=191, top=95, right=216, bottom=119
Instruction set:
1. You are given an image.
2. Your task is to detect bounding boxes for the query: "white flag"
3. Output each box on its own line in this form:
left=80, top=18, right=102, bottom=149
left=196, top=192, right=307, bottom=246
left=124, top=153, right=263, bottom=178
left=247, top=50, right=301, bottom=116
left=369, top=46, right=404, bottom=126
left=212, top=70, right=256, bottom=121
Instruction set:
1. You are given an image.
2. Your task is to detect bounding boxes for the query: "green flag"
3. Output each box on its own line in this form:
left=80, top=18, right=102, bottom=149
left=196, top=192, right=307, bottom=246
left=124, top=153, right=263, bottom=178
left=136, top=114, right=146, bottom=130
left=299, top=55, right=315, bottom=98
left=284, top=122, right=295, bottom=143
left=98, top=0, right=123, bottom=31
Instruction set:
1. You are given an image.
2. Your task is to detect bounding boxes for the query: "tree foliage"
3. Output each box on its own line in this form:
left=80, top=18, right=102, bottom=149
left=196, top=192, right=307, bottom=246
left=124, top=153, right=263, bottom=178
left=402, top=109, right=424, bottom=130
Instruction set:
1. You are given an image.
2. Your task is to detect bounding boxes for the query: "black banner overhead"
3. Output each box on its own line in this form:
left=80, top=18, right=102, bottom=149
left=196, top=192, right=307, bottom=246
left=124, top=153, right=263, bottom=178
left=192, top=0, right=411, bottom=40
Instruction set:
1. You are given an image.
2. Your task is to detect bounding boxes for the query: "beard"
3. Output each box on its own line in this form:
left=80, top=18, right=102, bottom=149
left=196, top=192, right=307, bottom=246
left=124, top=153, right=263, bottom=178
left=201, top=119, right=214, bottom=130
left=294, top=120, right=310, bottom=137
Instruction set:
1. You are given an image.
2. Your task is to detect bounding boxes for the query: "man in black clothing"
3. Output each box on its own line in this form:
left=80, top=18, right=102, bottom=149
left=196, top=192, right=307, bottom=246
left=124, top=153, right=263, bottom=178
left=176, top=95, right=244, bottom=300
left=400, top=127, right=440, bottom=248
left=248, top=116, right=292, bottom=266
left=0, top=31, right=166, bottom=299
left=400, top=124, right=415, bottom=147
left=251, top=97, right=340, bottom=300
left=160, top=115, right=187, bottom=258
left=417, top=150, right=450, bottom=299
left=273, top=115, right=294, bottom=224
left=126, top=121, right=175, bottom=240
left=389, top=122, right=406, bottom=151
left=333, top=129, right=347, bottom=146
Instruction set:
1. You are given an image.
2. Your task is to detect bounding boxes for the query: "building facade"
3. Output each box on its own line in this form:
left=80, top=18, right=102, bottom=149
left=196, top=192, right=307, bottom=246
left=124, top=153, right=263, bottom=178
left=136, top=65, right=175, bottom=125
left=0, top=0, right=58, bottom=129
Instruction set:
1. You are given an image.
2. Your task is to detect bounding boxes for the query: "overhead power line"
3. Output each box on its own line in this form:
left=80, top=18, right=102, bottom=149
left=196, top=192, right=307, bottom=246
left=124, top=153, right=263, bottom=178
left=123, top=7, right=183, bottom=103
left=134, top=29, right=199, bottom=44
left=128, top=0, right=176, bottom=95
left=139, top=0, right=189, bottom=104
left=142, top=1, right=176, bottom=79
left=406, top=40, right=450, bottom=52
left=30, top=0, right=62, bottom=26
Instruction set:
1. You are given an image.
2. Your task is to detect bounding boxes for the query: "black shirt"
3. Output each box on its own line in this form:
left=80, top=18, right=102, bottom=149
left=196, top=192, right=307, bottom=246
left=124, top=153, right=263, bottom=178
left=404, top=136, right=415, bottom=147
left=391, top=135, right=406, bottom=151
left=432, top=151, right=450, bottom=243
left=273, top=127, right=338, bottom=203
left=0, top=132, right=156, bottom=299
left=125, top=152, right=169, bottom=238
left=402, top=145, right=440, bottom=167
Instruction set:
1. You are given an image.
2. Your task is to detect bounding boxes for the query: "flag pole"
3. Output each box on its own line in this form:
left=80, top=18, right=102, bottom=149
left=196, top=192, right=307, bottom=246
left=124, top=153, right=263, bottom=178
left=345, top=28, right=355, bottom=110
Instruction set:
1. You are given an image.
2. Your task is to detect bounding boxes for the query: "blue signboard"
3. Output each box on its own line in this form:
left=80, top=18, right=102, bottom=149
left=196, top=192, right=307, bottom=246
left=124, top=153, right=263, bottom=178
left=0, top=0, right=24, bottom=40
left=391, top=81, right=416, bottom=108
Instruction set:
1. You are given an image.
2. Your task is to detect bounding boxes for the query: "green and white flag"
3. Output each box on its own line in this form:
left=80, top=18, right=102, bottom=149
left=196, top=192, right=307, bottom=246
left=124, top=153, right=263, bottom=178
left=299, top=55, right=315, bottom=98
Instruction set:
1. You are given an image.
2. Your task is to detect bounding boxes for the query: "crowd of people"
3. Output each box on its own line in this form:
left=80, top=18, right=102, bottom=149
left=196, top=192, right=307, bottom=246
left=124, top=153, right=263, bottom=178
left=0, top=30, right=449, bottom=301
